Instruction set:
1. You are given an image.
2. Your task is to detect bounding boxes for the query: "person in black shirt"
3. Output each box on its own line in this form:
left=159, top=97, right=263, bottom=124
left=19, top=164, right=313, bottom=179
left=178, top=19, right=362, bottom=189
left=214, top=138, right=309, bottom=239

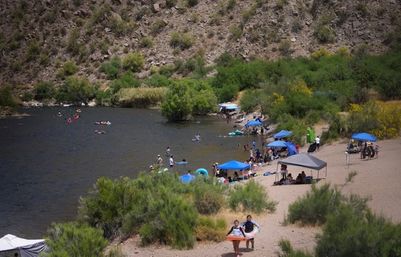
left=241, top=215, right=260, bottom=249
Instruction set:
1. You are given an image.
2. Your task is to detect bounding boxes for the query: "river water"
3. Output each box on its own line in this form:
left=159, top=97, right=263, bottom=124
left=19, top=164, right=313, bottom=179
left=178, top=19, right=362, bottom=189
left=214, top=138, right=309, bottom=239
left=0, top=107, right=263, bottom=237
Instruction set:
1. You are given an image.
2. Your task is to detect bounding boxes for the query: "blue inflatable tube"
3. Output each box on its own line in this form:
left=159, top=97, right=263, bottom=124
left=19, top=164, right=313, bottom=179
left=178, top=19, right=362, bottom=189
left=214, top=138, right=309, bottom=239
left=195, top=168, right=208, bottom=176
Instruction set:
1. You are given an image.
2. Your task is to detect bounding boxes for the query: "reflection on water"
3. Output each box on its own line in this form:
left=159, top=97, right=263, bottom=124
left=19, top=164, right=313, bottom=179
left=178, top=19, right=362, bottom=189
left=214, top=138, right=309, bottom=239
left=0, top=107, right=265, bottom=237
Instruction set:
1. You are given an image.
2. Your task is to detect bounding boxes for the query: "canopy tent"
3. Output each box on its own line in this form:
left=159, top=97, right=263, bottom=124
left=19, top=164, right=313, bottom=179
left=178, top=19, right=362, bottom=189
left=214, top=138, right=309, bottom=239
left=284, top=142, right=298, bottom=156
left=276, top=153, right=327, bottom=181
left=179, top=174, right=196, bottom=184
left=218, top=103, right=239, bottom=111
left=217, top=160, right=250, bottom=170
left=267, top=140, right=287, bottom=148
left=245, top=120, right=263, bottom=128
left=0, top=234, right=47, bottom=257
left=351, top=132, right=377, bottom=142
left=274, top=130, right=293, bottom=139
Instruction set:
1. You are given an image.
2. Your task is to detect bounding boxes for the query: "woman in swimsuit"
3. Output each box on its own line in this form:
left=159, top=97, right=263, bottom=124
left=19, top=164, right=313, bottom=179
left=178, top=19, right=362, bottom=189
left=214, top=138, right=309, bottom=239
left=226, top=220, right=246, bottom=257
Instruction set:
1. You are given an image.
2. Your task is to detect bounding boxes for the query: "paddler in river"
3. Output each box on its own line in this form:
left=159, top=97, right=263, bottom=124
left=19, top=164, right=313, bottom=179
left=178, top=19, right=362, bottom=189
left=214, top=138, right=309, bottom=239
left=226, top=220, right=246, bottom=257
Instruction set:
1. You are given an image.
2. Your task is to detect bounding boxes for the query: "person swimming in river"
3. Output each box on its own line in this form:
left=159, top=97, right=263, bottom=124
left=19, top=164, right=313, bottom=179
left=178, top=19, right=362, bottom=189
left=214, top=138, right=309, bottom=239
left=193, top=133, right=201, bottom=142
left=226, top=220, right=246, bottom=257
left=165, top=146, right=171, bottom=156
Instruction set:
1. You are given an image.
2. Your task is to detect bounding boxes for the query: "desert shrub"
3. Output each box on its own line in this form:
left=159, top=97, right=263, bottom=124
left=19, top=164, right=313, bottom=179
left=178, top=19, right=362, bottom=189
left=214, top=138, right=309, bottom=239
left=195, top=216, right=227, bottom=242
left=114, top=87, right=167, bottom=108
left=315, top=204, right=401, bottom=257
left=228, top=180, right=277, bottom=214
left=161, top=81, right=193, bottom=121
left=191, top=178, right=225, bottom=215
left=229, top=25, right=242, bottom=40
left=277, top=239, right=314, bottom=257
left=42, top=222, right=107, bottom=257
left=170, top=32, right=194, bottom=50
left=287, top=184, right=343, bottom=225
left=150, top=19, right=167, bottom=35
left=96, top=89, right=113, bottom=106
left=122, top=52, right=144, bottom=72
left=0, top=87, right=18, bottom=107
left=314, top=24, right=335, bottom=43
left=109, top=72, right=140, bottom=94
left=105, top=247, right=126, bottom=257
left=34, top=81, right=55, bottom=100
left=158, top=64, right=177, bottom=77
left=57, top=61, right=78, bottom=79
left=100, top=57, right=121, bottom=79
left=66, top=28, right=81, bottom=55
left=145, top=74, right=171, bottom=87
left=186, top=0, right=198, bottom=7
left=279, top=39, right=292, bottom=56
left=108, top=13, right=133, bottom=36
left=166, top=0, right=177, bottom=8
left=139, top=36, right=153, bottom=48
left=56, top=76, right=96, bottom=104
left=139, top=192, right=197, bottom=249
left=26, top=40, right=41, bottom=61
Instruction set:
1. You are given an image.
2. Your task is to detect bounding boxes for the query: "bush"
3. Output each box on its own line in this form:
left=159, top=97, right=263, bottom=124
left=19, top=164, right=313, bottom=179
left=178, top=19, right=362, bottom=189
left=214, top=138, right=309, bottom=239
left=170, top=32, right=194, bottom=50
left=109, top=72, right=140, bottom=94
left=239, top=89, right=261, bottom=113
left=314, top=24, right=335, bottom=43
left=145, top=74, right=171, bottom=87
left=166, top=0, right=177, bottom=8
left=56, top=76, right=96, bottom=104
left=279, top=39, right=292, bottom=56
left=161, top=81, right=193, bottom=121
left=277, top=239, right=314, bottom=257
left=114, top=87, right=167, bottom=108
left=122, top=52, right=144, bottom=72
left=150, top=19, right=167, bottom=35
left=229, top=25, right=242, bottom=40
left=195, top=216, right=227, bottom=242
left=0, top=87, right=18, bottom=107
left=287, top=184, right=342, bottom=225
left=34, top=81, right=55, bottom=100
left=100, top=57, right=121, bottom=79
left=42, top=222, right=107, bottom=257
left=228, top=180, right=277, bottom=214
left=186, top=0, right=198, bottom=7
left=139, top=36, right=153, bottom=48
left=57, top=61, right=78, bottom=79
left=192, top=178, right=225, bottom=215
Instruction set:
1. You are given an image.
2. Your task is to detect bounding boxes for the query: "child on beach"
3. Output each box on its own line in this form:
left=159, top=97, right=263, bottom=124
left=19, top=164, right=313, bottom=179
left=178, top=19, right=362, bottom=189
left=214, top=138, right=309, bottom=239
left=241, top=215, right=260, bottom=249
left=226, top=220, right=246, bottom=257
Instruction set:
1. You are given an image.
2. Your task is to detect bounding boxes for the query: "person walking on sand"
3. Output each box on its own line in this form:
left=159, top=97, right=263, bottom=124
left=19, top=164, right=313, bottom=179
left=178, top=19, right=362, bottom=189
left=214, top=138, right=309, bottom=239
left=241, top=215, right=260, bottom=249
left=315, top=136, right=320, bottom=150
left=226, top=220, right=246, bottom=257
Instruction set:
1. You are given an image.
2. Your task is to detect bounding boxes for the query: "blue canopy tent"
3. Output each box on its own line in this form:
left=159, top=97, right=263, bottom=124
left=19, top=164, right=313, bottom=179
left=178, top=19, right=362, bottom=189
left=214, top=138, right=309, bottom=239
left=352, top=132, right=377, bottom=142
left=274, top=130, right=293, bottom=139
left=267, top=140, right=287, bottom=148
left=284, top=142, right=298, bottom=156
left=217, top=160, right=250, bottom=170
left=217, top=160, right=251, bottom=181
left=245, top=120, right=263, bottom=128
left=180, top=174, right=196, bottom=184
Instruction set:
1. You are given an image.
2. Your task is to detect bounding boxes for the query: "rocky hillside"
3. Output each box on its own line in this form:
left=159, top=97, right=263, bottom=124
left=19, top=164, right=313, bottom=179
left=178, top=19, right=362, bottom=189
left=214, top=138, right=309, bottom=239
left=0, top=0, right=400, bottom=88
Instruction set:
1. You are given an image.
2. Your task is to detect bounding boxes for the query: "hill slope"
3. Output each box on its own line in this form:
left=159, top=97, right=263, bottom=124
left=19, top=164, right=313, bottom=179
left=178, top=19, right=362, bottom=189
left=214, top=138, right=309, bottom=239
left=0, top=0, right=400, bottom=87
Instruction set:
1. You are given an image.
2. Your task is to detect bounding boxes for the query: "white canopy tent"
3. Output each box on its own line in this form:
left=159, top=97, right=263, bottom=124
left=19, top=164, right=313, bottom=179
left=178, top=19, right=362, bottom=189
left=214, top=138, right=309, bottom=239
left=0, top=234, right=47, bottom=257
left=275, top=153, right=327, bottom=181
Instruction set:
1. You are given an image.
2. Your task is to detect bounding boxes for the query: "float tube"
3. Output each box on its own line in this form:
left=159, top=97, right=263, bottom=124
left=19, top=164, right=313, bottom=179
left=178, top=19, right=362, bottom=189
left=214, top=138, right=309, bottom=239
left=195, top=168, right=208, bottom=176
left=226, top=235, right=247, bottom=241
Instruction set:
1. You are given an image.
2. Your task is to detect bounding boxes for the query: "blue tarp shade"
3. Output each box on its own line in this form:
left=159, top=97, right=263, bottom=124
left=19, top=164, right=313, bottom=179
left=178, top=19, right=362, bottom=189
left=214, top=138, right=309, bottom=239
left=195, top=168, right=208, bottom=176
left=245, top=120, right=263, bottom=127
left=284, top=142, right=298, bottom=156
left=267, top=140, right=287, bottom=148
left=217, top=160, right=250, bottom=170
left=352, top=132, right=377, bottom=142
left=180, top=174, right=196, bottom=184
left=274, top=130, right=293, bottom=139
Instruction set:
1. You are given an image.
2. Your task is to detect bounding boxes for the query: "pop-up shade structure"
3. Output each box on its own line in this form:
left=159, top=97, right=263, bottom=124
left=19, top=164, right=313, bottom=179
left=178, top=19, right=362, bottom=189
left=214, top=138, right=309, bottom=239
left=274, top=130, right=293, bottom=139
left=276, top=153, right=327, bottom=181
left=267, top=141, right=298, bottom=156
left=351, top=132, right=377, bottom=142
left=217, top=160, right=250, bottom=180
left=245, top=120, right=263, bottom=127
left=0, top=234, right=47, bottom=257
left=267, top=140, right=287, bottom=148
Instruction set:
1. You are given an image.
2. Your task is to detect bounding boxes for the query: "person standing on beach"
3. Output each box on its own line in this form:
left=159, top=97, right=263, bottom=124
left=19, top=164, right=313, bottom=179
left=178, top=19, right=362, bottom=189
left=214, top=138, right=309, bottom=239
left=156, top=155, right=163, bottom=166
left=315, top=136, right=320, bottom=150
left=169, top=155, right=174, bottom=168
left=226, top=220, right=246, bottom=257
left=241, top=215, right=260, bottom=249
left=165, top=146, right=171, bottom=156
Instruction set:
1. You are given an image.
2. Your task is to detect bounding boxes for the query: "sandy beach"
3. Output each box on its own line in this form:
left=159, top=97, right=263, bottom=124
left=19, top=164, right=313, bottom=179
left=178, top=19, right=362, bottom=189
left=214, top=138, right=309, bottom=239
left=121, top=138, right=401, bottom=257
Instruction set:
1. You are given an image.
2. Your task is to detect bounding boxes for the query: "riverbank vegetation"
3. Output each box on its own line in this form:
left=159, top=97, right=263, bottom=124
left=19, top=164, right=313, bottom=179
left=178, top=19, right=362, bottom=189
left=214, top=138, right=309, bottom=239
left=41, top=172, right=275, bottom=253
left=280, top=182, right=401, bottom=257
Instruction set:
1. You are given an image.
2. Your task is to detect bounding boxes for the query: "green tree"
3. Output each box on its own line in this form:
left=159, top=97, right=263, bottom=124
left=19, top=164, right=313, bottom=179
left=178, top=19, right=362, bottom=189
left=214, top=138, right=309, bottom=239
left=56, top=76, right=96, bottom=104
left=161, top=82, right=193, bottom=121
left=122, top=52, right=144, bottom=72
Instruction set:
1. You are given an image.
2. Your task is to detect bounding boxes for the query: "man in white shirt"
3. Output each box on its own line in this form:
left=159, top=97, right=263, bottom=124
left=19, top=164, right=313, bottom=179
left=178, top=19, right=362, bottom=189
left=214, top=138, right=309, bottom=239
left=169, top=156, right=174, bottom=168
left=315, top=136, right=320, bottom=150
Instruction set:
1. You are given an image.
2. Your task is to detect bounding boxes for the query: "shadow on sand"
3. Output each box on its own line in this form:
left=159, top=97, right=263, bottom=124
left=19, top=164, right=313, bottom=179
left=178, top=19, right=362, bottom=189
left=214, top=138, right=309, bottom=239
left=221, top=248, right=254, bottom=257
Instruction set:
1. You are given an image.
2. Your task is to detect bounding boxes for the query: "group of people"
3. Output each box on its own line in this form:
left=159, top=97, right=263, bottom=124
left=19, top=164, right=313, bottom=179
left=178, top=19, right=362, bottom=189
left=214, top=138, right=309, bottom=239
left=155, top=147, right=175, bottom=168
left=226, top=215, right=260, bottom=257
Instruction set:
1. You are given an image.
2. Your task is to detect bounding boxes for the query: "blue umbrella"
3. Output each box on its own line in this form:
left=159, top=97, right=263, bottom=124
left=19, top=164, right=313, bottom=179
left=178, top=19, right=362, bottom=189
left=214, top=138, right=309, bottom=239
left=195, top=168, right=208, bottom=176
left=274, top=130, right=293, bottom=139
left=267, top=140, right=287, bottom=148
left=245, top=120, right=263, bottom=127
left=180, top=174, right=196, bottom=184
left=352, top=132, right=377, bottom=142
left=217, top=160, right=250, bottom=170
